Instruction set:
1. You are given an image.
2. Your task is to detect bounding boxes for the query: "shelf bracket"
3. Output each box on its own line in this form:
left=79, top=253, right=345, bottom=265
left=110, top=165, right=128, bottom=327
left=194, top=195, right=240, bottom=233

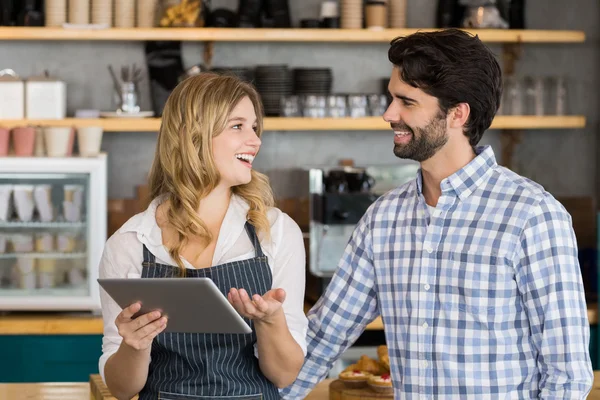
left=500, top=129, right=522, bottom=170
left=203, top=41, right=215, bottom=70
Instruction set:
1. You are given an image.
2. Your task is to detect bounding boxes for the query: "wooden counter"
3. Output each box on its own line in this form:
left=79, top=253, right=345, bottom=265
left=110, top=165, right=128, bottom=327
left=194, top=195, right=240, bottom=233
left=88, top=374, right=332, bottom=400
left=2, top=372, right=600, bottom=400
left=1, top=304, right=597, bottom=334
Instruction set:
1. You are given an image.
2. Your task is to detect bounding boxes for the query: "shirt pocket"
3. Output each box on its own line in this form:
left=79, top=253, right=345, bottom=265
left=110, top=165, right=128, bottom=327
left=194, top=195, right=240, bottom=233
left=438, top=251, right=517, bottom=317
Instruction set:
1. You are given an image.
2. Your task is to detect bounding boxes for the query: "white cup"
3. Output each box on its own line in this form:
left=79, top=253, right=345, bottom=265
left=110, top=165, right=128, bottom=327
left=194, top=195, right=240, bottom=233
left=0, top=185, right=13, bottom=222
left=77, top=126, right=103, bottom=157
left=44, top=127, right=72, bottom=157
left=13, top=185, right=35, bottom=222
left=15, top=257, right=36, bottom=290
left=321, top=1, right=339, bottom=18
left=34, top=185, right=54, bottom=222
left=11, top=234, right=34, bottom=252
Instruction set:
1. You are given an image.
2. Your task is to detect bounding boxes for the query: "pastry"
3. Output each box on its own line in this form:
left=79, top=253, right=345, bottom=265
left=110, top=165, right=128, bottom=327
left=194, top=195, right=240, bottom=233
left=377, top=345, right=390, bottom=372
left=339, top=369, right=372, bottom=388
left=368, top=373, right=393, bottom=394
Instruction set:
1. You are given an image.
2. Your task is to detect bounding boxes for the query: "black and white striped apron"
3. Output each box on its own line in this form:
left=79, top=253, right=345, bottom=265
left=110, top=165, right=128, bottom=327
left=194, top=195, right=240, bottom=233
left=137, top=222, right=280, bottom=400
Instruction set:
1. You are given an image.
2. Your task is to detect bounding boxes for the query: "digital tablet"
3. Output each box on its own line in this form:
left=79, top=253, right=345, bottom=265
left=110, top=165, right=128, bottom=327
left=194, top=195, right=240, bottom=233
left=97, top=278, right=252, bottom=334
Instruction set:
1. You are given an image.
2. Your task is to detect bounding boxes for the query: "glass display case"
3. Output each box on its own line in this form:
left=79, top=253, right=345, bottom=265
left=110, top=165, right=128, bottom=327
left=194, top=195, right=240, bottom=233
left=0, top=154, right=106, bottom=311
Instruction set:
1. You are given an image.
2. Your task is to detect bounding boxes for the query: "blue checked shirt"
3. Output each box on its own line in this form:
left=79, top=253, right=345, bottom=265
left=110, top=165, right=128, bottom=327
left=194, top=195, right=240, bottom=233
left=281, top=146, right=593, bottom=399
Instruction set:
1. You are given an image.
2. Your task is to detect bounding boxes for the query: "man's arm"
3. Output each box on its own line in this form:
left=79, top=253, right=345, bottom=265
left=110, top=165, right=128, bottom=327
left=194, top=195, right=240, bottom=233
left=514, top=196, right=593, bottom=399
left=280, top=214, right=379, bottom=399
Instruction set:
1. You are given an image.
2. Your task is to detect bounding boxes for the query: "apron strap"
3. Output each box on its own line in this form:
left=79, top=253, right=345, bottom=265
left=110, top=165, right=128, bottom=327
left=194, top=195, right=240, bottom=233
left=244, top=221, right=265, bottom=258
left=141, top=244, right=156, bottom=267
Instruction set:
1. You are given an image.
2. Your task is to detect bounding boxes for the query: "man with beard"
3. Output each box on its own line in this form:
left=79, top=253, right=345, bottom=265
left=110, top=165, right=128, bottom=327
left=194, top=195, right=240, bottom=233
left=281, top=29, right=593, bottom=399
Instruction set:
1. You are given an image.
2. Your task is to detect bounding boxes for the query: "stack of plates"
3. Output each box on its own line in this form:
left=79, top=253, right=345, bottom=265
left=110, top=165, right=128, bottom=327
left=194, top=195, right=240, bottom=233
left=389, top=0, right=407, bottom=28
left=211, top=67, right=255, bottom=84
left=293, top=68, right=332, bottom=95
left=254, top=65, right=293, bottom=116
left=45, top=0, right=67, bottom=27
left=341, top=0, right=363, bottom=29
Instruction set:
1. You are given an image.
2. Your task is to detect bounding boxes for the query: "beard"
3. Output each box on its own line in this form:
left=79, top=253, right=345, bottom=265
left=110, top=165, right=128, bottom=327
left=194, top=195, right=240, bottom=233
left=392, top=110, right=448, bottom=162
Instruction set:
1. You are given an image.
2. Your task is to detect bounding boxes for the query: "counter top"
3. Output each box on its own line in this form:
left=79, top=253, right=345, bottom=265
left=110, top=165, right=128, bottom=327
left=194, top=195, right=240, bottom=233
left=1, top=303, right=597, bottom=334
left=91, top=375, right=332, bottom=400
left=1, top=373, right=600, bottom=400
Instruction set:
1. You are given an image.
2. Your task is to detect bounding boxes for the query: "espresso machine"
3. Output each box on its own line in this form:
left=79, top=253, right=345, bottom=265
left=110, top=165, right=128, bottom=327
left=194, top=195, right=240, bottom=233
left=308, top=167, right=379, bottom=279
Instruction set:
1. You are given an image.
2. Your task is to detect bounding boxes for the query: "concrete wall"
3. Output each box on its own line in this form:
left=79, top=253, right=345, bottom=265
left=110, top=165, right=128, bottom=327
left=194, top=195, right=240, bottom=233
left=1, top=0, right=597, bottom=199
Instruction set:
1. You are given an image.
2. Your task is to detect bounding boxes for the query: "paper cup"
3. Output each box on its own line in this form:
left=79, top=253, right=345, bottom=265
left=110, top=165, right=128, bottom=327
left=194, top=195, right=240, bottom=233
left=57, top=232, right=77, bottom=253
left=13, top=185, right=35, bottom=222
left=0, top=234, right=7, bottom=253
left=0, top=185, right=12, bottom=222
left=14, top=257, right=36, bottom=289
left=136, top=0, right=157, bottom=27
left=34, top=127, right=45, bottom=156
left=77, top=126, right=103, bottom=157
left=44, top=127, right=72, bottom=157
left=12, top=127, right=36, bottom=156
left=11, top=234, right=34, bottom=252
left=34, top=185, right=54, bottom=222
left=0, top=128, right=9, bottom=156
left=35, top=233, right=55, bottom=252
left=37, top=259, right=57, bottom=288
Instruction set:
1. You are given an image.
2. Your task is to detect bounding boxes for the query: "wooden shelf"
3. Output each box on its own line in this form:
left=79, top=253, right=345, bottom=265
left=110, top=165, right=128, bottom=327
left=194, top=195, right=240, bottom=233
left=0, top=314, right=103, bottom=335
left=0, top=116, right=586, bottom=132
left=0, top=27, right=586, bottom=43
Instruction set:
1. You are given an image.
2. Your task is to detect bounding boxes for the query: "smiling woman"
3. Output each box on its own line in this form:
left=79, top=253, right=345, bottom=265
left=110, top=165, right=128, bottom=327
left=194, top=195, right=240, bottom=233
left=97, top=73, right=308, bottom=400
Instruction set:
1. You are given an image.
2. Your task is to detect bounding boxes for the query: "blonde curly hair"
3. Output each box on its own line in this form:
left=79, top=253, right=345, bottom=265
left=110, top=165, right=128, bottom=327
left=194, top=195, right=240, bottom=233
left=148, top=73, right=274, bottom=274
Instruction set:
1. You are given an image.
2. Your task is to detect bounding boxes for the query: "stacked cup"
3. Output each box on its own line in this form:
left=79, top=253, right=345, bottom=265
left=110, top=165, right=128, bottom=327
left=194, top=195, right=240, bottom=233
left=77, top=126, right=103, bottom=157
left=389, top=0, right=407, bottom=28
left=44, top=127, right=73, bottom=157
left=68, top=0, right=90, bottom=24
left=115, top=0, right=135, bottom=28
left=45, top=0, right=67, bottom=27
left=137, top=0, right=158, bottom=27
left=341, top=0, right=363, bottom=29
left=92, top=0, right=113, bottom=26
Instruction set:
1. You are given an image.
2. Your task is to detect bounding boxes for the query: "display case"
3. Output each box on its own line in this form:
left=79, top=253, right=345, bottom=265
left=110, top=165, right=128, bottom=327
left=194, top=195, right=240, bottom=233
left=0, top=155, right=106, bottom=311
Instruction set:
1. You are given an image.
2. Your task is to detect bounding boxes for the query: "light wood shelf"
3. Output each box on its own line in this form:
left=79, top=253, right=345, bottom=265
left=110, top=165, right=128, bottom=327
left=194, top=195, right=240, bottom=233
left=0, top=116, right=586, bottom=132
left=0, top=27, right=586, bottom=43
left=0, top=314, right=103, bottom=335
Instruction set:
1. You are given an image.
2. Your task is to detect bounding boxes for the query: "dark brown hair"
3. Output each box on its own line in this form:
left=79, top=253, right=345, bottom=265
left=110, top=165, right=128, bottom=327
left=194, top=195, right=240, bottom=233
left=388, top=29, right=502, bottom=146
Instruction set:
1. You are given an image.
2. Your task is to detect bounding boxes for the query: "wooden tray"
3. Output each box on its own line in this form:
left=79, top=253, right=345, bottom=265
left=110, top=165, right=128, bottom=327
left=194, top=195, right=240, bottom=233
left=329, top=379, right=393, bottom=399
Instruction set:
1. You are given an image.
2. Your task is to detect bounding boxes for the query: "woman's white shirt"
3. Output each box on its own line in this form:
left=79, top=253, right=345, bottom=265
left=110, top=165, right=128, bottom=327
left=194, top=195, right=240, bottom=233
left=98, top=194, right=308, bottom=383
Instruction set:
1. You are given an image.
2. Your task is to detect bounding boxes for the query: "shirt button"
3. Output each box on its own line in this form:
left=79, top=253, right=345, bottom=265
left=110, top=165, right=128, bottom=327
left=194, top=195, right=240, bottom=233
left=421, top=360, right=428, bottom=368
left=424, top=244, right=433, bottom=253
left=424, top=284, right=430, bottom=291
left=422, top=322, right=429, bottom=329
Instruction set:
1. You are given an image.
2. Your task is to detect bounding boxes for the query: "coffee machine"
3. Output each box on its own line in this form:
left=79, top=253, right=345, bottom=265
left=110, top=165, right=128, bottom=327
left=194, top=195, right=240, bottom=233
left=308, top=166, right=379, bottom=278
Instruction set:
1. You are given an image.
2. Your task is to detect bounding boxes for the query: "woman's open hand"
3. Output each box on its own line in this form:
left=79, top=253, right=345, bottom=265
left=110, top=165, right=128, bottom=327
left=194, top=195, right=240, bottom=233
left=228, top=288, right=286, bottom=324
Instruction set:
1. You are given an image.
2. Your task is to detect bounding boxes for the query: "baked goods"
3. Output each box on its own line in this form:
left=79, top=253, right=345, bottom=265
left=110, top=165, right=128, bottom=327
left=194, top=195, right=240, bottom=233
left=368, top=373, right=393, bottom=394
left=339, top=369, right=372, bottom=388
left=338, top=345, right=393, bottom=390
left=160, top=0, right=203, bottom=27
left=377, top=345, right=390, bottom=372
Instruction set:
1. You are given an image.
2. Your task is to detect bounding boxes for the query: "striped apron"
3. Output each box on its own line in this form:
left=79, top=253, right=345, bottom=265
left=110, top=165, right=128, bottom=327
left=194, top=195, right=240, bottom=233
left=137, top=222, right=280, bottom=400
